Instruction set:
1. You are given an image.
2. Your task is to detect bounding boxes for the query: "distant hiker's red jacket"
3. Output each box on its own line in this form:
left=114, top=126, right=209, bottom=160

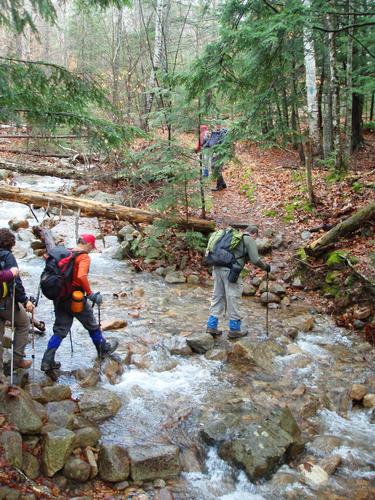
left=194, top=125, right=209, bottom=153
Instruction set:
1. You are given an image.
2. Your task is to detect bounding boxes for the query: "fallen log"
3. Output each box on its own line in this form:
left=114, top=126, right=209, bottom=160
left=0, top=134, right=85, bottom=139
left=0, top=185, right=216, bottom=233
left=0, top=157, right=87, bottom=180
left=304, top=201, right=375, bottom=256
left=0, top=148, right=71, bottom=158
left=0, top=156, right=118, bottom=181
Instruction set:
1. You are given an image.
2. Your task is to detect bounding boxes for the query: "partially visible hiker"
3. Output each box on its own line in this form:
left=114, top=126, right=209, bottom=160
left=0, top=228, right=34, bottom=378
left=205, top=225, right=271, bottom=339
left=40, top=233, right=118, bottom=373
left=194, top=124, right=209, bottom=154
left=202, top=122, right=228, bottom=191
left=194, top=124, right=210, bottom=177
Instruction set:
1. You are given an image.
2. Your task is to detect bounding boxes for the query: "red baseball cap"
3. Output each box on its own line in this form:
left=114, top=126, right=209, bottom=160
left=81, top=233, right=97, bottom=249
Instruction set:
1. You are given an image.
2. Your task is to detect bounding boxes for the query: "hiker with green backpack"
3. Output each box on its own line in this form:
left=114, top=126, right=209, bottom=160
left=204, top=225, right=270, bottom=339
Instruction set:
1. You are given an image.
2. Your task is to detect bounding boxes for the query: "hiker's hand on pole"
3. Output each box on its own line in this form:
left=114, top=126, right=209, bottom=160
left=88, top=292, right=103, bottom=306
left=10, top=267, right=19, bottom=277
left=265, top=264, right=271, bottom=273
left=24, top=300, right=35, bottom=313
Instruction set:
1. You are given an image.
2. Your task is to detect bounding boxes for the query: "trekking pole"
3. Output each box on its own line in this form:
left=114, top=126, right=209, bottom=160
left=31, top=308, right=35, bottom=382
left=10, top=282, right=16, bottom=385
left=69, top=329, right=74, bottom=354
left=97, top=303, right=102, bottom=361
left=265, top=271, right=269, bottom=337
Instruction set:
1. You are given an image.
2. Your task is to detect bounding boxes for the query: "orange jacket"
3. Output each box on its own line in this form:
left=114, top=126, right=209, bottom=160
left=71, top=252, right=92, bottom=295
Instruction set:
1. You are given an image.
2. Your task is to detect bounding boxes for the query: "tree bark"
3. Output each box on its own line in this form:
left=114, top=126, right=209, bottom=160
left=145, top=0, right=165, bottom=116
left=0, top=185, right=215, bottom=233
left=302, top=0, right=320, bottom=152
left=304, top=201, right=375, bottom=255
left=344, top=13, right=354, bottom=162
left=327, top=8, right=342, bottom=170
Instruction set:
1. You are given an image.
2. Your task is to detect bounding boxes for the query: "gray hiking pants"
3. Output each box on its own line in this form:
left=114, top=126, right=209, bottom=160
left=209, top=267, right=243, bottom=321
left=0, top=297, right=30, bottom=370
left=53, top=299, right=99, bottom=338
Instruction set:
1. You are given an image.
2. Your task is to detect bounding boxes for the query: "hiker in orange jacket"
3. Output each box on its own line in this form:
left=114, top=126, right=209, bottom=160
left=40, top=234, right=118, bottom=373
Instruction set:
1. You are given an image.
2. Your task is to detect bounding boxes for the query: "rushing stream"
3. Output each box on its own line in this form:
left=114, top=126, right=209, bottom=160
left=0, top=172, right=374, bottom=499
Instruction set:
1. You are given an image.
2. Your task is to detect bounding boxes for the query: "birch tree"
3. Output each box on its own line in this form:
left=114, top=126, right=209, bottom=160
left=327, top=6, right=342, bottom=171
left=145, top=0, right=165, bottom=117
left=302, top=0, right=320, bottom=152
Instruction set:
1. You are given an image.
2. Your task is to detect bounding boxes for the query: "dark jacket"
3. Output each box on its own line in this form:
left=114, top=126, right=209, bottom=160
left=0, top=250, right=28, bottom=304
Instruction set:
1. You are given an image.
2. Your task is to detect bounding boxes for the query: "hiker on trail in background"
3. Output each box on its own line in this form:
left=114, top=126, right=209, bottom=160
left=202, top=122, right=228, bottom=191
left=205, top=225, right=270, bottom=339
left=0, top=228, right=34, bottom=379
left=194, top=124, right=210, bottom=178
left=41, top=233, right=118, bottom=374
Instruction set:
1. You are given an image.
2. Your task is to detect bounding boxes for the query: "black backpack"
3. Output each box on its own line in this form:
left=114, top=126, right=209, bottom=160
left=40, top=247, right=84, bottom=301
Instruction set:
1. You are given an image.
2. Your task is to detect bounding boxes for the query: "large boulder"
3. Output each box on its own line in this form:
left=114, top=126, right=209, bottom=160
left=201, top=402, right=303, bottom=481
left=0, top=430, right=23, bottom=467
left=282, top=314, right=314, bottom=333
left=73, top=427, right=101, bottom=448
left=42, top=428, right=75, bottom=477
left=165, top=271, right=185, bottom=284
left=186, top=333, right=214, bottom=354
left=143, top=347, right=178, bottom=372
left=45, top=400, right=78, bottom=429
left=43, top=384, right=72, bottom=402
left=127, top=445, right=180, bottom=481
left=74, top=368, right=100, bottom=388
left=228, top=338, right=286, bottom=371
left=98, top=444, right=130, bottom=482
left=78, top=388, right=121, bottom=422
left=162, top=336, right=193, bottom=356
left=0, top=387, right=43, bottom=434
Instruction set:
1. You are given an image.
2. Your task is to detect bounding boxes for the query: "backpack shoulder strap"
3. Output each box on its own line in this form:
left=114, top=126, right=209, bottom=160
left=0, top=250, right=11, bottom=269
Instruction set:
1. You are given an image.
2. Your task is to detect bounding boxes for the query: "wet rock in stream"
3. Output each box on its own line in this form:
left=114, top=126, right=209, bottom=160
left=201, top=402, right=304, bottom=481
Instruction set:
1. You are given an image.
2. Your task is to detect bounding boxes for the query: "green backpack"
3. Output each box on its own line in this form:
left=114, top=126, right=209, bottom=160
left=203, top=227, right=243, bottom=267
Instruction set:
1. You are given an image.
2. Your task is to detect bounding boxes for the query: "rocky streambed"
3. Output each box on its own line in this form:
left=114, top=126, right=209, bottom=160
left=0, top=173, right=374, bottom=500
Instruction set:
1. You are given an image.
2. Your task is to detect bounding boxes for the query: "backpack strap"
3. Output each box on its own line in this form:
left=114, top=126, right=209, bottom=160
left=0, top=250, right=11, bottom=270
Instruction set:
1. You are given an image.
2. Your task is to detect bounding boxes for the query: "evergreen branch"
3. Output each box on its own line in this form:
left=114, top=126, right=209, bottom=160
left=313, top=21, right=375, bottom=32
left=320, top=10, right=375, bottom=16
left=349, top=33, right=375, bottom=59
left=261, top=0, right=281, bottom=14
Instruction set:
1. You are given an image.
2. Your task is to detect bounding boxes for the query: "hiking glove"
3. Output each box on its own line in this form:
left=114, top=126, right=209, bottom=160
left=265, top=264, right=271, bottom=273
left=88, top=292, right=103, bottom=305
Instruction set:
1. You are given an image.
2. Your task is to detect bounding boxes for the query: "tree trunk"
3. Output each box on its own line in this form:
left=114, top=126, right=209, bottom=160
left=302, top=0, right=320, bottom=152
left=145, top=0, right=165, bottom=116
left=0, top=185, right=215, bottom=233
left=322, top=36, right=333, bottom=159
left=304, top=201, right=375, bottom=255
left=304, top=138, right=315, bottom=206
left=352, top=93, right=364, bottom=150
left=327, top=8, right=342, bottom=170
left=344, top=14, right=354, bottom=163
left=112, top=7, right=123, bottom=115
